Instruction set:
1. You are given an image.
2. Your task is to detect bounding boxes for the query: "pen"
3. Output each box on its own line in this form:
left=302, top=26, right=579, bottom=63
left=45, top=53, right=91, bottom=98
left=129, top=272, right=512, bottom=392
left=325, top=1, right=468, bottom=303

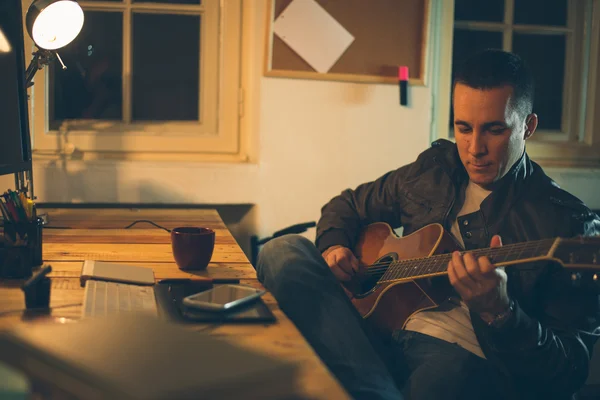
left=9, top=191, right=27, bottom=222
left=2, top=196, right=19, bottom=223
left=157, top=278, right=240, bottom=284
left=18, top=192, right=30, bottom=220
left=22, top=265, right=52, bottom=290
left=158, top=278, right=212, bottom=284
left=26, top=199, right=34, bottom=220
left=0, top=200, right=8, bottom=221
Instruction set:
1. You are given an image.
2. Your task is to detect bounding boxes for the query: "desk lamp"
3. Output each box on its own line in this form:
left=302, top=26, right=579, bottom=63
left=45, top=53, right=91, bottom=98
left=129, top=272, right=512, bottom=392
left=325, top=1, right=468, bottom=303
left=12, top=0, right=84, bottom=198
left=24, top=0, right=84, bottom=88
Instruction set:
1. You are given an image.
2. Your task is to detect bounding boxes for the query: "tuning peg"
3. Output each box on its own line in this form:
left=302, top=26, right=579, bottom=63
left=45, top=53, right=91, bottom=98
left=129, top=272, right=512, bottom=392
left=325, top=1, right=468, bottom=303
left=571, top=272, right=582, bottom=287
left=593, top=274, right=600, bottom=291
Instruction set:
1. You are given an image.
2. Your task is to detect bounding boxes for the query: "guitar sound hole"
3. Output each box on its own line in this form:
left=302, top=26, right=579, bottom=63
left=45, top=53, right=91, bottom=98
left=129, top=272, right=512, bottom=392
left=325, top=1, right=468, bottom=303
left=355, top=254, right=397, bottom=298
left=375, top=255, right=397, bottom=273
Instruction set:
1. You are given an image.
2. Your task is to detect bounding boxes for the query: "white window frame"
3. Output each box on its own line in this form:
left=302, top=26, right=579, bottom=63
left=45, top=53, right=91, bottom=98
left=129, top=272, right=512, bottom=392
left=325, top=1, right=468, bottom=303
left=25, top=0, right=244, bottom=160
left=432, top=0, right=600, bottom=167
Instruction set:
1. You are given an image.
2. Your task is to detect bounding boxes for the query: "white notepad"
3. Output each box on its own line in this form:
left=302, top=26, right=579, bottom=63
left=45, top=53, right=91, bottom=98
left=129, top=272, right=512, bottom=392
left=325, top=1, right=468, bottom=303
left=80, top=260, right=155, bottom=287
left=273, top=0, right=355, bottom=73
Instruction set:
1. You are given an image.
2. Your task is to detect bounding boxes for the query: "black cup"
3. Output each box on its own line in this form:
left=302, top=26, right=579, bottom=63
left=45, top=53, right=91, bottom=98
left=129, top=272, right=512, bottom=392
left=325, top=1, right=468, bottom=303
left=23, top=277, right=51, bottom=309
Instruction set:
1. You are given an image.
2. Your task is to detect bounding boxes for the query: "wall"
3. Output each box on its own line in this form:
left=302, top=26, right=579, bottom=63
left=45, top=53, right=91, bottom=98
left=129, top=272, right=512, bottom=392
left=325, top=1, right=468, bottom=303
left=544, top=168, right=600, bottom=210
left=2, top=1, right=599, bottom=259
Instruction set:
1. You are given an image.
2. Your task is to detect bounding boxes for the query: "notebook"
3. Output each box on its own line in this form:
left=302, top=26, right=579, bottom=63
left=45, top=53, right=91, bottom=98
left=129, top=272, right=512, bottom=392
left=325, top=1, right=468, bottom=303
left=80, top=260, right=155, bottom=287
left=0, top=314, right=299, bottom=400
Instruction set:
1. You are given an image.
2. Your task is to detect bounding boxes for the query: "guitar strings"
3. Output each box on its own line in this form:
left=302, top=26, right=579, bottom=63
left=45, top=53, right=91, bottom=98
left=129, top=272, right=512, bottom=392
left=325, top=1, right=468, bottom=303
left=362, top=238, right=556, bottom=277
left=364, top=242, right=544, bottom=271
left=368, top=241, right=555, bottom=275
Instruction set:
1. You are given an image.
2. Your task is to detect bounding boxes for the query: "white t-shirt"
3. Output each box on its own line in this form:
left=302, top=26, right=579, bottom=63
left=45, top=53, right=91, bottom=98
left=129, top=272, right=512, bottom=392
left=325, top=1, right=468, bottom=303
left=403, top=181, right=492, bottom=359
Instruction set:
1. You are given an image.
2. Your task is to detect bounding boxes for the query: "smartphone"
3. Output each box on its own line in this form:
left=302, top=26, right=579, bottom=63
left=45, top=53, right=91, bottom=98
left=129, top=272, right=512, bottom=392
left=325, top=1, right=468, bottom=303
left=182, top=284, right=266, bottom=312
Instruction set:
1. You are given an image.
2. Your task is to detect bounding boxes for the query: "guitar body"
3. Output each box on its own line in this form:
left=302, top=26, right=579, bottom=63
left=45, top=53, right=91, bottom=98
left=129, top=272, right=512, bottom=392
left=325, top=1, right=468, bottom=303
left=344, top=223, right=461, bottom=336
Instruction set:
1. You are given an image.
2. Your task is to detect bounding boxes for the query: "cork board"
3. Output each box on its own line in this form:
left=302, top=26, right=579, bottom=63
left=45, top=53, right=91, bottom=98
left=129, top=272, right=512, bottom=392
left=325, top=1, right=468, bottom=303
left=264, top=0, right=430, bottom=85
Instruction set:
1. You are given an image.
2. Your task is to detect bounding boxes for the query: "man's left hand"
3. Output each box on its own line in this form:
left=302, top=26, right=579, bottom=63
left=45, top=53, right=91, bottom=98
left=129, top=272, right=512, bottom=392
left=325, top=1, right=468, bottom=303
left=447, top=235, right=510, bottom=321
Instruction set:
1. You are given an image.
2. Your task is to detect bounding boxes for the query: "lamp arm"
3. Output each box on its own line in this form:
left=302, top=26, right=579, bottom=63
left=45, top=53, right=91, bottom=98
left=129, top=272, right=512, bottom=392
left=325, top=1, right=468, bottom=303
left=24, top=51, right=42, bottom=88
left=24, top=47, right=66, bottom=88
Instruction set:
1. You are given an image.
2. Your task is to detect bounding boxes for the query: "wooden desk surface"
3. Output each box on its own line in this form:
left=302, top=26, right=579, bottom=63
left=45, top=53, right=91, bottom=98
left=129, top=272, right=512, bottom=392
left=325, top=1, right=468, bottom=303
left=0, top=208, right=349, bottom=400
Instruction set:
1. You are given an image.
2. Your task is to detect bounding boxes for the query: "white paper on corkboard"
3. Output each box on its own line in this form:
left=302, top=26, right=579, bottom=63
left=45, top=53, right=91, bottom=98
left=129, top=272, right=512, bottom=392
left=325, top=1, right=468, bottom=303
left=273, top=0, right=355, bottom=73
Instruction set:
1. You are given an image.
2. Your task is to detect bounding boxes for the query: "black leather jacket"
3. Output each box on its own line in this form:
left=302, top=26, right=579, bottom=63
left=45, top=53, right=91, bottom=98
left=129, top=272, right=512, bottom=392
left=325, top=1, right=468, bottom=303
left=316, top=139, right=600, bottom=399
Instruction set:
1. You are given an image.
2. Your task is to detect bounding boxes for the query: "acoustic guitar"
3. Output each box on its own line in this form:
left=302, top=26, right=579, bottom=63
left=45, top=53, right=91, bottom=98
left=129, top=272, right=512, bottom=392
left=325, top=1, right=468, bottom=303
left=342, top=223, right=600, bottom=335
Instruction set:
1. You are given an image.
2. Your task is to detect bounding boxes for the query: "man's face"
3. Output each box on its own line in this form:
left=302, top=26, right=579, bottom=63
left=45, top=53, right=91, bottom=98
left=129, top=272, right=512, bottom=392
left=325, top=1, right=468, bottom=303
left=453, top=83, right=534, bottom=189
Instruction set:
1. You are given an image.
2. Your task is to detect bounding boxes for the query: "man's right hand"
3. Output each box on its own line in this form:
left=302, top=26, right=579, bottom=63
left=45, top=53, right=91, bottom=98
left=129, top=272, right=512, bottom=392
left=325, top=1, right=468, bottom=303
left=322, top=245, right=360, bottom=282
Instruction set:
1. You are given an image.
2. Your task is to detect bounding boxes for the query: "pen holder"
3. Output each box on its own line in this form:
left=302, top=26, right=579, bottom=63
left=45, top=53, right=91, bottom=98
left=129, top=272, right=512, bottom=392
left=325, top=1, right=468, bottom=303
left=0, top=217, right=43, bottom=279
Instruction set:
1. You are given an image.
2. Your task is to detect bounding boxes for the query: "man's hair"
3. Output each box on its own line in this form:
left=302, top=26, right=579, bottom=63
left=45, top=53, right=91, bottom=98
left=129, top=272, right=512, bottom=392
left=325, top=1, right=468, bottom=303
left=453, top=49, right=534, bottom=118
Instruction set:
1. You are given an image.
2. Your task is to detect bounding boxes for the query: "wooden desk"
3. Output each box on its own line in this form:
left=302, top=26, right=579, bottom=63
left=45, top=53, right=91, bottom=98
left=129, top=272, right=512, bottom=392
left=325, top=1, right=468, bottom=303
left=0, top=208, right=349, bottom=400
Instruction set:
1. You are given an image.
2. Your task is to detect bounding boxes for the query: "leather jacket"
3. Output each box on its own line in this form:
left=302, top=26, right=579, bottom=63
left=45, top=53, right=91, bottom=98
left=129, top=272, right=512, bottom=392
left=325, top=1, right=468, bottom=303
left=316, top=139, right=600, bottom=399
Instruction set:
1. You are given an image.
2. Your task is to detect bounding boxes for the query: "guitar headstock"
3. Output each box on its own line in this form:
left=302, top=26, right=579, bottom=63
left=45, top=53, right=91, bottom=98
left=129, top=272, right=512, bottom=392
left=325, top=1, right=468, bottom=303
left=552, top=236, right=600, bottom=270
left=551, top=236, right=600, bottom=291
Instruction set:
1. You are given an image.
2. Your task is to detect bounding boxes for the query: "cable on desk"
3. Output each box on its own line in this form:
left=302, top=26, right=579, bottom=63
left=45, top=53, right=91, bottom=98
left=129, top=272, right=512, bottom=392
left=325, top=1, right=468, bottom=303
left=0, top=302, right=83, bottom=317
left=124, top=220, right=171, bottom=232
left=28, top=220, right=171, bottom=230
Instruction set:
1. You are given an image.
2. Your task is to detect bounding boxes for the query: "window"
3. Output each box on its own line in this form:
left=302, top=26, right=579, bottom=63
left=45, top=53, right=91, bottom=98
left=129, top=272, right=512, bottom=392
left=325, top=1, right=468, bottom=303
left=433, top=0, right=600, bottom=167
left=26, top=0, right=243, bottom=160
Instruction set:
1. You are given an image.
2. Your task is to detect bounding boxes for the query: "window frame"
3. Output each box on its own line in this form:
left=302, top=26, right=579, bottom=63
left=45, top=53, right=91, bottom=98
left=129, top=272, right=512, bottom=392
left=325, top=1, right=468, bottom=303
left=432, top=0, right=600, bottom=167
left=25, top=0, right=244, bottom=159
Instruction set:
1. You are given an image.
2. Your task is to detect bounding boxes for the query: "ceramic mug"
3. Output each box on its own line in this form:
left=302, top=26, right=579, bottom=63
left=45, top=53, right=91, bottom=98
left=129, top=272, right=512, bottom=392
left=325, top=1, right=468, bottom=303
left=171, top=227, right=215, bottom=270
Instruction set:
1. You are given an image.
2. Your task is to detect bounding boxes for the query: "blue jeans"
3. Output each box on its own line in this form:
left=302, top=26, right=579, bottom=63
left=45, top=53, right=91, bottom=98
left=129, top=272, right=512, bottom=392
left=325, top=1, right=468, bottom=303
left=256, top=235, right=508, bottom=400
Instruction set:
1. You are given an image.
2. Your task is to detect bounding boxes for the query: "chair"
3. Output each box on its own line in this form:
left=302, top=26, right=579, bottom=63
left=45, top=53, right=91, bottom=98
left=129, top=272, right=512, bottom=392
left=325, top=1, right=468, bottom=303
left=249, top=222, right=316, bottom=267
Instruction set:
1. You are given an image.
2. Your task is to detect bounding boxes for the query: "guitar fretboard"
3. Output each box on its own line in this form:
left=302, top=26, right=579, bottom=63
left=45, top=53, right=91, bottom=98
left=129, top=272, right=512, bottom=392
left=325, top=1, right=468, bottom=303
left=377, top=238, right=557, bottom=283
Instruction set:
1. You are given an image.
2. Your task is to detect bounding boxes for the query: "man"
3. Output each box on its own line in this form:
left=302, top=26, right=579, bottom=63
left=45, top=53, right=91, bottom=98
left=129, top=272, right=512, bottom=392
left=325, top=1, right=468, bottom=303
left=256, top=49, right=600, bottom=399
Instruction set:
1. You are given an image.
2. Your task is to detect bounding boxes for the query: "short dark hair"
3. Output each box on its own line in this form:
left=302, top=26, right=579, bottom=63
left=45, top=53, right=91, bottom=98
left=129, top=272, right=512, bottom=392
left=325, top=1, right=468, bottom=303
left=453, top=49, right=534, bottom=117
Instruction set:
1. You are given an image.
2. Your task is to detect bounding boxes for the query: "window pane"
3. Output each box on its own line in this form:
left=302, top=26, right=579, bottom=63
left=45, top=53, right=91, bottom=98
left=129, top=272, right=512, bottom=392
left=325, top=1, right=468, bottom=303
left=449, top=30, right=503, bottom=129
left=513, top=34, right=565, bottom=130
left=132, top=13, right=200, bottom=122
left=132, top=0, right=201, bottom=4
left=455, top=0, right=504, bottom=22
left=50, top=11, right=123, bottom=125
left=514, top=0, right=567, bottom=26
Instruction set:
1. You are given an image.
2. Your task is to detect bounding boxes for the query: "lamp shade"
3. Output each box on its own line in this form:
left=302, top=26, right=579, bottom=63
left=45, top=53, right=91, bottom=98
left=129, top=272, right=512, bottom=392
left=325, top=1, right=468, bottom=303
left=0, top=28, right=11, bottom=53
left=26, top=0, right=84, bottom=50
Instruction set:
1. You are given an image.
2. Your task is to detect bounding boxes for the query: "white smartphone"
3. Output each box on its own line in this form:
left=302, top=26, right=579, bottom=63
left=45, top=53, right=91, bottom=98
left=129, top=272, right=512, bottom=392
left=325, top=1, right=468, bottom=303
left=182, top=284, right=266, bottom=312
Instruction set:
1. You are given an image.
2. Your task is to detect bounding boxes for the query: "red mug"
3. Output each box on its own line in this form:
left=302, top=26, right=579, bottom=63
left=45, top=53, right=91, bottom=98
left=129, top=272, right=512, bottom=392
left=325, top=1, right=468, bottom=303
left=170, top=227, right=215, bottom=270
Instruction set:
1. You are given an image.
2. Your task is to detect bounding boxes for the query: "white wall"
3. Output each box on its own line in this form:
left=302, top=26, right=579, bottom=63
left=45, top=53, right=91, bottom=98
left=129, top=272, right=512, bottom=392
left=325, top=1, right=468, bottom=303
left=2, top=1, right=599, bottom=258
left=256, top=76, right=431, bottom=236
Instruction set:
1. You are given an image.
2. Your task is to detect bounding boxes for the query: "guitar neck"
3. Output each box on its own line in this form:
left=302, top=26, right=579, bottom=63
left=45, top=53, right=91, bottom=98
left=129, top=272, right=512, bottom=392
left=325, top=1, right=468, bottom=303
left=378, top=238, right=559, bottom=283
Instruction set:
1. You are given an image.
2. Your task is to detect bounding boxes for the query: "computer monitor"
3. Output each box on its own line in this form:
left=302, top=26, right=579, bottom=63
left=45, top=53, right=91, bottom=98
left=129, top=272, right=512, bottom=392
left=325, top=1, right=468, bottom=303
left=0, top=0, right=33, bottom=177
